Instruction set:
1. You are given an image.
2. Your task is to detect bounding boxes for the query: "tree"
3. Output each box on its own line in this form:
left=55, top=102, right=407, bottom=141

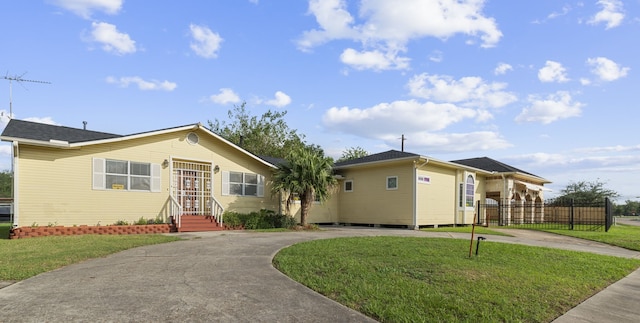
left=557, top=179, right=619, bottom=204
left=615, top=200, right=640, bottom=216
left=270, top=145, right=337, bottom=226
left=0, top=170, right=12, bottom=198
left=336, top=146, right=369, bottom=163
left=208, top=102, right=305, bottom=158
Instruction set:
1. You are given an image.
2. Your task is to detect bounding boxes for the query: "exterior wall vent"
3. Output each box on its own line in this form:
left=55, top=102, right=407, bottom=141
left=186, top=132, right=199, bottom=145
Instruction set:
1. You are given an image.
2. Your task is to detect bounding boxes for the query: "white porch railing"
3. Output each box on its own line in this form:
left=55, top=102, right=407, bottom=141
left=168, top=194, right=224, bottom=229
left=210, top=195, right=225, bottom=225
left=169, top=195, right=183, bottom=229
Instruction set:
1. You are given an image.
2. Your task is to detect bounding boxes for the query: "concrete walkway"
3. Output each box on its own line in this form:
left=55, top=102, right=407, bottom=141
left=1, top=226, right=639, bottom=322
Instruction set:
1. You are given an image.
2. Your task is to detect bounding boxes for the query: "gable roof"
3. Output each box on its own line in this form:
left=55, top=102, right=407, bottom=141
left=1, top=119, right=277, bottom=169
left=451, top=157, right=548, bottom=182
left=333, top=150, right=420, bottom=168
left=1, top=119, right=122, bottom=143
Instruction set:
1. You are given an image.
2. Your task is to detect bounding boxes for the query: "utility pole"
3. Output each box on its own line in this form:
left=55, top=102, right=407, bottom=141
left=400, top=134, right=407, bottom=152
left=2, top=73, right=51, bottom=118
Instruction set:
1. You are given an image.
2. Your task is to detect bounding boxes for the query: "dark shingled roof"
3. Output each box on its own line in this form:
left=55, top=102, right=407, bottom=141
left=1, top=119, right=122, bottom=143
left=258, top=155, right=287, bottom=167
left=451, top=157, right=539, bottom=177
left=334, top=150, right=420, bottom=167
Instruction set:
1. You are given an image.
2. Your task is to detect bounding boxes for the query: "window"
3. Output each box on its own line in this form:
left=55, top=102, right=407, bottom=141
left=222, top=171, right=264, bottom=197
left=386, top=176, right=398, bottom=190
left=344, top=180, right=353, bottom=192
left=186, top=132, right=199, bottom=145
left=93, top=158, right=160, bottom=192
left=465, top=174, right=475, bottom=207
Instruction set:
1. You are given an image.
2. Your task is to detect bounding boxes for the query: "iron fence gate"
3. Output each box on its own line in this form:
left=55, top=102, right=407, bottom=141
left=476, top=198, right=613, bottom=232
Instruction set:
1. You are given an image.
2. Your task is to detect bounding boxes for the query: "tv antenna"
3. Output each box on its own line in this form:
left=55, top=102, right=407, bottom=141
left=2, top=72, right=51, bottom=118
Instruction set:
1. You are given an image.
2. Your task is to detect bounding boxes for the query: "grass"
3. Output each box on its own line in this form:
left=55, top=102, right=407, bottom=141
left=421, top=225, right=512, bottom=236
left=0, top=222, right=9, bottom=239
left=0, top=229, right=181, bottom=281
left=274, top=236, right=640, bottom=323
left=541, top=223, right=640, bottom=251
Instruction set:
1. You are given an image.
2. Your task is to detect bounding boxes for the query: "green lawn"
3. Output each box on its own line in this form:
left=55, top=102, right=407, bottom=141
left=0, top=226, right=181, bottom=281
left=541, top=223, right=640, bottom=251
left=421, top=225, right=512, bottom=236
left=274, top=236, right=640, bottom=323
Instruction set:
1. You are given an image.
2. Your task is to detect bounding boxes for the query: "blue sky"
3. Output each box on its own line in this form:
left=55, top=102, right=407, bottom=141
left=1, top=0, right=638, bottom=201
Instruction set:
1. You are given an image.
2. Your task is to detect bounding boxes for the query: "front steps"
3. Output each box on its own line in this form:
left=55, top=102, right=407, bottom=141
left=178, top=215, right=225, bottom=232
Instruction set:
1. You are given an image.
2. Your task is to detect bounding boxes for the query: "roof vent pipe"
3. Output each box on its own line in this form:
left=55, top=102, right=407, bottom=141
left=82, top=121, right=87, bottom=130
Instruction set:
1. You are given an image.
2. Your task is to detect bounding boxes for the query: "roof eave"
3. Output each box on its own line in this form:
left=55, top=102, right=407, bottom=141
left=0, top=136, right=72, bottom=148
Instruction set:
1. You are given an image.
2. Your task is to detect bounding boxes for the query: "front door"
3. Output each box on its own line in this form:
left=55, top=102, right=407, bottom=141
left=172, top=160, right=213, bottom=216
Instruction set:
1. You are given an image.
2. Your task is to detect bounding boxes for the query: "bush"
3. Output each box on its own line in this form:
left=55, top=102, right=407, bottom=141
left=221, top=209, right=297, bottom=229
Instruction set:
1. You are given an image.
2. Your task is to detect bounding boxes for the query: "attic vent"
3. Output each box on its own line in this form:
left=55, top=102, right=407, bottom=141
left=186, top=132, right=199, bottom=145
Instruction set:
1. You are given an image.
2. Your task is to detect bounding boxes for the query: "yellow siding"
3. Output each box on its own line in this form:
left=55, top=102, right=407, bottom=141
left=14, top=129, right=279, bottom=227
left=337, top=161, right=414, bottom=225
left=288, top=191, right=340, bottom=224
left=415, top=166, right=457, bottom=225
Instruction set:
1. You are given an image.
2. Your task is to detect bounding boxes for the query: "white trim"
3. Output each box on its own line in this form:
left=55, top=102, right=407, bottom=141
left=514, top=180, right=552, bottom=192
left=344, top=180, right=353, bottom=192
left=12, top=142, right=19, bottom=227
left=386, top=176, right=398, bottom=190
left=151, top=163, right=161, bottom=192
left=92, top=158, right=106, bottom=190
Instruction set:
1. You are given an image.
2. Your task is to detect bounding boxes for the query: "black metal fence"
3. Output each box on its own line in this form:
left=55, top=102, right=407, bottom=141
left=476, top=198, right=613, bottom=232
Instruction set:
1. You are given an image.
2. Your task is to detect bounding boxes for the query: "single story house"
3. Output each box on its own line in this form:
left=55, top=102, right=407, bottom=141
left=1, top=119, right=550, bottom=230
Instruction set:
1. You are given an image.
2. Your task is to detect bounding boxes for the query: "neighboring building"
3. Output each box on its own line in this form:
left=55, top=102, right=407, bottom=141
left=1, top=119, right=550, bottom=230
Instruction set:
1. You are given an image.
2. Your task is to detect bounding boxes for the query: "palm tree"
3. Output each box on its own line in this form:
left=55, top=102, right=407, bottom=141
left=271, top=145, right=337, bottom=226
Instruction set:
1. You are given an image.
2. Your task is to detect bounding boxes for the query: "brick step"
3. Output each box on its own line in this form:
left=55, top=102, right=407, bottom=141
left=178, top=215, right=224, bottom=232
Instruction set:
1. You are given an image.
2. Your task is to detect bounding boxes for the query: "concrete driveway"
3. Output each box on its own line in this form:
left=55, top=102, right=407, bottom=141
left=1, top=226, right=639, bottom=322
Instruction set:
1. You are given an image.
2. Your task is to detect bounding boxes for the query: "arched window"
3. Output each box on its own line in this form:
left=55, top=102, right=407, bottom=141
left=465, top=175, right=475, bottom=207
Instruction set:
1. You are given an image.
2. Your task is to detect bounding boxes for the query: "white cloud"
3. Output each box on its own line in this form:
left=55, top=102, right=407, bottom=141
left=538, top=61, right=569, bottom=83
left=340, top=48, right=410, bottom=71
left=265, top=91, right=292, bottom=107
left=393, top=131, right=511, bottom=152
left=548, top=5, right=572, bottom=20
left=208, top=88, right=240, bottom=105
left=516, top=91, right=584, bottom=124
left=429, top=50, right=443, bottom=63
left=407, top=73, right=517, bottom=109
left=588, top=0, right=624, bottom=29
left=89, top=21, right=136, bottom=55
left=189, top=24, right=223, bottom=59
left=494, top=63, right=513, bottom=75
left=580, top=78, right=592, bottom=86
left=106, top=76, right=177, bottom=91
left=587, top=57, right=629, bottom=81
left=322, top=99, right=513, bottom=152
left=323, top=100, right=477, bottom=138
left=298, top=0, right=502, bottom=70
left=51, top=0, right=123, bottom=19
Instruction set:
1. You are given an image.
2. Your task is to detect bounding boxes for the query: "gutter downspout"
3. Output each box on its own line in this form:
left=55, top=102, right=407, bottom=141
left=413, top=159, right=429, bottom=230
left=11, top=141, right=18, bottom=228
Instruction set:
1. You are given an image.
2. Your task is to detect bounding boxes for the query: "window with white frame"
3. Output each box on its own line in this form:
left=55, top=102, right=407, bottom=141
left=465, top=174, right=475, bottom=207
left=222, top=171, right=264, bottom=197
left=93, top=158, right=161, bottom=192
left=344, top=180, right=353, bottom=192
left=386, top=176, right=398, bottom=190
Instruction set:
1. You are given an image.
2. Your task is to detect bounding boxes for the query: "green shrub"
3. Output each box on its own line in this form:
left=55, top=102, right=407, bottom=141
left=221, top=209, right=297, bottom=229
